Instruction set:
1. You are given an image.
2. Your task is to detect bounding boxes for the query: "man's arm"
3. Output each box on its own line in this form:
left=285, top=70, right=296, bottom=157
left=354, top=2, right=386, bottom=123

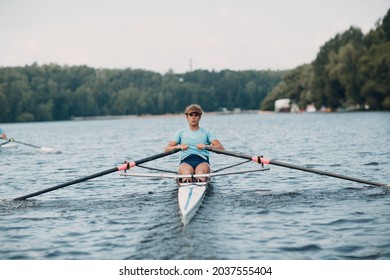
left=211, top=139, right=224, bottom=150
left=165, top=141, right=189, bottom=152
left=197, top=139, right=224, bottom=150
left=164, top=141, right=179, bottom=153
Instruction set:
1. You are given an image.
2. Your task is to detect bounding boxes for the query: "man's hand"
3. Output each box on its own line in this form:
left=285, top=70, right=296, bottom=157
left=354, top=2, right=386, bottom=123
left=180, top=144, right=189, bottom=150
left=196, top=143, right=206, bottom=150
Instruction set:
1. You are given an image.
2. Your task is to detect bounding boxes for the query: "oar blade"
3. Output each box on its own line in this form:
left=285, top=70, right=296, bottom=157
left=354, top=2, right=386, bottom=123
left=40, top=147, right=61, bottom=154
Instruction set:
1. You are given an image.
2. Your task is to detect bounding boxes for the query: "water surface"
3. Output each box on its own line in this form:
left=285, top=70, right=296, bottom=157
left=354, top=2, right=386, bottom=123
left=1, top=112, right=389, bottom=259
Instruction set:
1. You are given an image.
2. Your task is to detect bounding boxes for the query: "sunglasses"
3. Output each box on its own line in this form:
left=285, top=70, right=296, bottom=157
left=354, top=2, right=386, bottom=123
left=186, top=112, right=201, bottom=117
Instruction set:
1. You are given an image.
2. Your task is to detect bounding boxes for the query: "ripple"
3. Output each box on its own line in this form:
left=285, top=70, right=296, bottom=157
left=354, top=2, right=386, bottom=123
left=1, top=113, right=390, bottom=260
left=280, top=244, right=322, bottom=252
left=364, top=162, right=380, bottom=166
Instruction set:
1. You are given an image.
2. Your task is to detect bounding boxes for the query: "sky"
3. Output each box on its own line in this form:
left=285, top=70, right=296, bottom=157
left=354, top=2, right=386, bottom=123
left=0, top=0, right=389, bottom=74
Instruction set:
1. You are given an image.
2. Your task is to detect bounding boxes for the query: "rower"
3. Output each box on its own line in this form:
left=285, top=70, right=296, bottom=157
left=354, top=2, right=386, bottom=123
left=164, top=104, right=224, bottom=183
left=0, top=128, right=7, bottom=140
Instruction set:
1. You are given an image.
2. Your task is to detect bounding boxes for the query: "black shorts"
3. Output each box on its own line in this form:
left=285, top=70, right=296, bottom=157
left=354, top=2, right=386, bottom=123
left=179, top=154, right=210, bottom=169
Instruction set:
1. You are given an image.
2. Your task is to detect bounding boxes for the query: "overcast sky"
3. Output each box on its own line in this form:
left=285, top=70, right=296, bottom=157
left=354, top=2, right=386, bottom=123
left=0, top=0, right=389, bottom=73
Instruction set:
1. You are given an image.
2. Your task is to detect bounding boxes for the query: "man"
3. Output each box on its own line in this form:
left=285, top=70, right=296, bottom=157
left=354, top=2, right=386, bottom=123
left=0, top=128, right=7, bottom=140
left=164, top=104, right=224, bottom=182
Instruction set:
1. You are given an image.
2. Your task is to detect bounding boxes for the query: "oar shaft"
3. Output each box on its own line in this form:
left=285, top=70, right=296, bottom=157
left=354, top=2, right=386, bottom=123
left=13, top=167, right=118, bottom=200
left=13, top=140, right=40, bottom=149
left=206, top=147, right=388, bottom=188
left=134, top=150, right=179, bottom=165
left=13, top=148, right=181, bottom=200
left=270, top=160, right=387, bottom=187
left=206, top=147, right=252, bottom=160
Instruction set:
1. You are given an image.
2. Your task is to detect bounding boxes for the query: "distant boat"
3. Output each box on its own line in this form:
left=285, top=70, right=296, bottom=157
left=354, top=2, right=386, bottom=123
left=216, top=107, right=243, bottom=115
left=306, top=103, right=317, bottom=113
left=0, top=141, right=18, bottom=149
left=274, top=98, right=300, bottom=113
left=274, top=98, right=291, bottom=112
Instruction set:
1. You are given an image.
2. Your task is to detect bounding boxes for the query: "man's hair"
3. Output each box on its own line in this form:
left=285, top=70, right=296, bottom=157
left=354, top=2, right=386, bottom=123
left=184, top=104, right=203, bottom=114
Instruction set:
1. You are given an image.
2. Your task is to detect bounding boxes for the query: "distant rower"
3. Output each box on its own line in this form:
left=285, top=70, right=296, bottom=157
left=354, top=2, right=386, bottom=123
left=0, top=128, right=7, bottom=140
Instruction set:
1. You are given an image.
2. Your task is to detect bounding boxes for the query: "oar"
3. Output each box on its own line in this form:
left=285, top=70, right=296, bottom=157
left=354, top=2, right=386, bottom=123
left=13, top=148, right=181, bottom=200
left=0, top=140, right=11, bottom=147
left=206, top=147, right=389, bottom=188
left=11, top=139, right=57, bottom=153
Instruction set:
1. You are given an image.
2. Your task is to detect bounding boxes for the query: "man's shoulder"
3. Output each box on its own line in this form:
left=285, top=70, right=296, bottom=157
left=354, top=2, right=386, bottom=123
left=199, top=127, right=214, bottom=134
left=177, top=127, right=188, bottom=133
left=174, top=128, right=188, bottom=136
left=199, top=127, right=217, bottom=141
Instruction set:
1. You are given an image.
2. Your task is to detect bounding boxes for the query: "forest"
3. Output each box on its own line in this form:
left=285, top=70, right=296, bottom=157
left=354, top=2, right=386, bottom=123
left=261, top=8, right=390, bottom=111
left=0, top=66, right=284, bottom=122
left=0, top=8, right=389, bottom=123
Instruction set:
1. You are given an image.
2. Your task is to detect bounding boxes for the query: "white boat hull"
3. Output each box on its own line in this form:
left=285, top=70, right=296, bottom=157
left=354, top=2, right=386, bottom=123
left=178, top=181, right=208, bottom=225
left=0, top=142, right=18, bottom=149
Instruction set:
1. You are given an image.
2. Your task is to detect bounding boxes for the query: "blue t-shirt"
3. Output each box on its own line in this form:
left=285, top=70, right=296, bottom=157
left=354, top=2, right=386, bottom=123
left=174, top=127, right=217, bottom=160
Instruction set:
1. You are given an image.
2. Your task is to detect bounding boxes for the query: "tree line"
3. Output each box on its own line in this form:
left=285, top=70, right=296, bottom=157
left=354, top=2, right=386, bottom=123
left=0, top=66, right=284, bottom=122
left=1, top=8, right=389, bottom=123
left=261, top=8, right=390, bottom=111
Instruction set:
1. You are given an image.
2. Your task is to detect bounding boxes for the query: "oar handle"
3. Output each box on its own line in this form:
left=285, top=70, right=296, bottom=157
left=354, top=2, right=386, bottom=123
left=116, top=148, right=182, bottom=171
left=205, top=147, right=270, bottom=164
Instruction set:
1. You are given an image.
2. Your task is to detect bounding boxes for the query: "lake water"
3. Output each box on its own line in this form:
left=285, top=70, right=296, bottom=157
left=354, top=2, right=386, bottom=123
left=0, top=112, right=389, bottom=260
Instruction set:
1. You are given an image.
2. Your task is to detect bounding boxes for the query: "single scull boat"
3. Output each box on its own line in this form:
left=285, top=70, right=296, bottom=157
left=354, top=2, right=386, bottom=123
left=11, top=147, right=388, bottom=226
left=121, top=168, right=269, bottom=225
left=0, top=141, right=18, bottom=149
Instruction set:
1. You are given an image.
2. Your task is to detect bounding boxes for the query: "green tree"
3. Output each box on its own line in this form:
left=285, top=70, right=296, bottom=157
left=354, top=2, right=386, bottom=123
left=359, top=42, right=390, bottom=109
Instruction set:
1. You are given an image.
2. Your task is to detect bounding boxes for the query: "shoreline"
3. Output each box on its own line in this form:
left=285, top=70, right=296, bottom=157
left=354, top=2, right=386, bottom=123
left=70, top=110, right=268, bottom=121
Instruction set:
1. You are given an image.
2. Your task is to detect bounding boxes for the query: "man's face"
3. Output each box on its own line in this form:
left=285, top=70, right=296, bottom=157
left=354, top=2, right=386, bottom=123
left=186, top=112, right=201, bottom=126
